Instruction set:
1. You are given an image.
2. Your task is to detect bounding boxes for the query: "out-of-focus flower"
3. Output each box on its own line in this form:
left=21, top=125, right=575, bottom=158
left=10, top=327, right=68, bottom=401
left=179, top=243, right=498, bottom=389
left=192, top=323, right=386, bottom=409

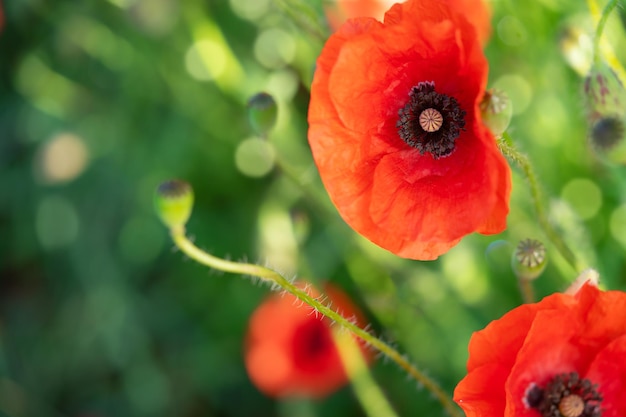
left=454, top=283, right=626, bottom=417
left=308, top=0, right=510, bottom=260
left=244, top=283, right=370, bottom=399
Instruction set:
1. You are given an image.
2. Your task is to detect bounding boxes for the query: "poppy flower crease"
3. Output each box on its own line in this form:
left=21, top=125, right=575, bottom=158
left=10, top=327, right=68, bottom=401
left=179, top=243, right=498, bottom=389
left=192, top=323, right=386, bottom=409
left=244, top=283, right=370, bottom=399
left=308, top=0, right=511, bottom=260
left=454, top=283, right=626, bottom=417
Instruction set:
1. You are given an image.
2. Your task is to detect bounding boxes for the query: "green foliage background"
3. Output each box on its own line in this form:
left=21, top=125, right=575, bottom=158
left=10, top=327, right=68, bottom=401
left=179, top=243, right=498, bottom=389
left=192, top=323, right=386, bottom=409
left=1, top=0, right=626, bottom=416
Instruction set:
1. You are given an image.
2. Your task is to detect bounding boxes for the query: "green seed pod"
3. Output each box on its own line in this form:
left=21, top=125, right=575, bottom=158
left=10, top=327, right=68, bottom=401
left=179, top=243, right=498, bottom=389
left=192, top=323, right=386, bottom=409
left=479, top=89, right=513, bottom=137
left=247, top=92, right=278, bottom=137
left=589, top=116, right=626, bottom=164
left=154, top=180, right=194, bottom=231
left=512, top=238, right=547, bottom=281
left=583, top=62, right=626, bottom=122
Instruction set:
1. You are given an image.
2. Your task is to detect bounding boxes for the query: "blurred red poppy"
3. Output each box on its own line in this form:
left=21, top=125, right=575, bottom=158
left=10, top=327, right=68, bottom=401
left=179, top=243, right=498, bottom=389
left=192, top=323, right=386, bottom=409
left=244, top=283, right=370, bottom=399
left=454, top=283, right=626, bottom=417
left=0, top=1, right=4, bottom=33
left=308, top=0, right=509, bottom=260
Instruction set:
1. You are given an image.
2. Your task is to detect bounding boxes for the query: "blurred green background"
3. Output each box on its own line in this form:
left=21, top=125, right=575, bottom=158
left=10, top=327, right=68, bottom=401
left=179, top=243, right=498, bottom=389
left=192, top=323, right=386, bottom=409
left=1, top=0, right=626, bottom=416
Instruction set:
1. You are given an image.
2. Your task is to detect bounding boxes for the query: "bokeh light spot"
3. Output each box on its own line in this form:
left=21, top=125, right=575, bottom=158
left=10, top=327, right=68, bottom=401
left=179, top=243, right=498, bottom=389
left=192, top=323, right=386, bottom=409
left=185, top=39, right=227, bottom=81
left=36, top=196, right=80, bottom=250
left=35, top=132, right=89, bottom=184
left=129, top=0, right=179, bottom=36
left=442, top=246, right=488, bottom=304
left=254, top=29, right=296, bottom=69
left=229, top=0, right=270, bottom=21
left=560, top=178, right=602, bottom=220
left=235, top=138, right=276, bottom=177
left=492, top=74, right=532, bottom=116
left=265, top=69, right=300, bottom=102
left=497, top=15, right=528, bottom=46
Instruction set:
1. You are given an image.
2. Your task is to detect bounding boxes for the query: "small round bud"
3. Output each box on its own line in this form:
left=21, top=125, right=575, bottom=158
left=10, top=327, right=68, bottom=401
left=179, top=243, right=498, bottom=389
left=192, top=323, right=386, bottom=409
left=512, top=238, right=547, bottom=281
left=247, top=92, right=278, bottom=137
left=584, top=62, right=626, bottom=121
left=154, top=180, right=194, bottom=231
left=589, top=116, right=626, bottom=164
left=479, top=89, right=513, bottom=137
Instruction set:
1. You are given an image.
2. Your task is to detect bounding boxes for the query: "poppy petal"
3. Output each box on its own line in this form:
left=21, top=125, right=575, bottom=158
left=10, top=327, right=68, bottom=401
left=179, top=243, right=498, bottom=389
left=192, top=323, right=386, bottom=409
left=585, top=335, right=626, bottom=417
left=308, top=0, right=510, bottom=259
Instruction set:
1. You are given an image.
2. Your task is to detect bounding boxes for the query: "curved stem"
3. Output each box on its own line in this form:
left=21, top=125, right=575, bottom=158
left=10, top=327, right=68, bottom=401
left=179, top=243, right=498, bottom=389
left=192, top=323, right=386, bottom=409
left=498, top=134, right=584, bottom=273
left=593, top=0, right=619, bottom=64
left=587, top=0, right=626, bottom=83
left=170, top=228, right=462, bottom=417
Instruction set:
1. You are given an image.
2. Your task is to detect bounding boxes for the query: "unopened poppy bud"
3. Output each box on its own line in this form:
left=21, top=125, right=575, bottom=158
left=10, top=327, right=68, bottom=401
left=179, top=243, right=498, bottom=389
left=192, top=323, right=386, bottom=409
left=589, top=116, right=626, bottom=164
left=154, top=179, right=194, bottom=231
left=479, top=89, right=512, bottom=137
left=247, top=92, right=277, bottom=137
left=512, top=238, right=547, bottom=281
left=583, top=62, right=626, bottom=121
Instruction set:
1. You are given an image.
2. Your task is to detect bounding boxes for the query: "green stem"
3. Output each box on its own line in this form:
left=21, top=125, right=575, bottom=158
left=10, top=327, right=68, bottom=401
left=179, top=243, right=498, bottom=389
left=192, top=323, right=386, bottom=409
left=587, top=0, right=626, bottom=83
left=169, top=228, right=462, bottom=417
left=334, top=330, right=400, bottom=417
left=517, top=278, right=535, bottom=304
left=498, top=133, right=584, bottom=273
left=593, top=0, right=620, bottom=64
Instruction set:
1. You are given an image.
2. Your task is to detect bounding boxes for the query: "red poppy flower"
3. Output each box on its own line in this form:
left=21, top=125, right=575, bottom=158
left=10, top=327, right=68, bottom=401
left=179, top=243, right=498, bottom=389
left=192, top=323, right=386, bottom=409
left=308, top=0, right=510, bottom=260
left=325, top=0, right=397, bottom=31
left=244, top=283, right=370, bottom=399
left=454, top=283, right=626, bottom=417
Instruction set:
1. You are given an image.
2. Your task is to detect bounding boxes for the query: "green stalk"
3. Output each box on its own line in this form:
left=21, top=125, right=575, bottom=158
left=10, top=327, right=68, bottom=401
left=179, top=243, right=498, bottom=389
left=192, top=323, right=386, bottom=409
left=498, top=134, right=584, bottom=273
left=169, top=227, right=463, bottom=417
left=593, top=0, right=620, bottom=64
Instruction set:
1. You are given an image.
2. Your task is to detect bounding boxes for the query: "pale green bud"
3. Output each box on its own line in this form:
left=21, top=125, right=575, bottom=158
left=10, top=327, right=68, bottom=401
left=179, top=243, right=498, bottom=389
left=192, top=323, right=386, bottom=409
left=247, top=92, right=278, bottom=137
left=479, top=89, right=513, bottom=137
left=154, top=180, right=194, bottom=231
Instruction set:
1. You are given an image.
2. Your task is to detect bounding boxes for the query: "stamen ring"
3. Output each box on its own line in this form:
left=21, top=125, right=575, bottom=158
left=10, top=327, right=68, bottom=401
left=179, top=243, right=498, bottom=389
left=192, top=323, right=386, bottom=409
left=419, top=108, right=443, bottom=132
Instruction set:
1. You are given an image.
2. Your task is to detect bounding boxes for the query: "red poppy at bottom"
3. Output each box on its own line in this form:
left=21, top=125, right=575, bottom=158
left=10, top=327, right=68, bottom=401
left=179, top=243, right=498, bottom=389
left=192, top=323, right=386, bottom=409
left=308, top=0, right=511, bottom=260
left=454, top=283, right=626, bottom=417
left=244, top=283, right=370, bottom=399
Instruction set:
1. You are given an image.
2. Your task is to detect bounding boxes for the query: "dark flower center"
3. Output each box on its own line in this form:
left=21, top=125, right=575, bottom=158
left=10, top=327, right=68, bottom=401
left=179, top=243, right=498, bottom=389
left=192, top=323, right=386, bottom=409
left=396, top=81, right=466, bottom=159
left=526, top=372, right=603, bottom=417
left=292, top=319, right=334, bottom=371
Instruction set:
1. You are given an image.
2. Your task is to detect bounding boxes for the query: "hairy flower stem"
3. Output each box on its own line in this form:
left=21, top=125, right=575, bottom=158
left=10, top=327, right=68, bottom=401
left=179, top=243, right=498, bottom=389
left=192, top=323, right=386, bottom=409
left=169, top=227, right=462, bottom=417
left=498, top=134, right=584, bottom=274
left=587, top=0, right=626, bottom=81
left=334, top=330, right=400, bottom=417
